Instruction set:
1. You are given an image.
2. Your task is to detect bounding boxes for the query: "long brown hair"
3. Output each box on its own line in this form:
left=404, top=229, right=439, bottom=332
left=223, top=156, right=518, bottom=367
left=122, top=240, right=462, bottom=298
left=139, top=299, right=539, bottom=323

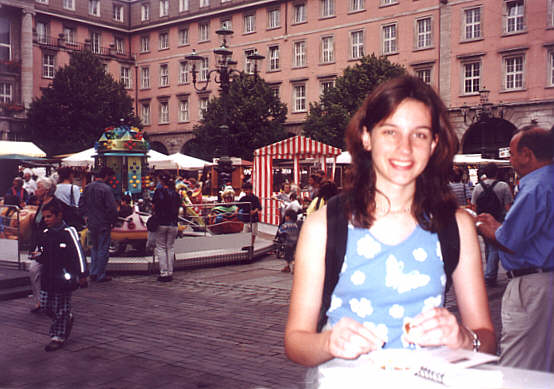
left=344, top=75, right=458, bottom=232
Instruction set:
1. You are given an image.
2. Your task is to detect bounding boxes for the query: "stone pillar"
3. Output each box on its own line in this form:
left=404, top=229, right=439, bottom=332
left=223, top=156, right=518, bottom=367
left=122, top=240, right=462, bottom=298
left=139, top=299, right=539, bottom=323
left=21, top=8, right=34, bottom=109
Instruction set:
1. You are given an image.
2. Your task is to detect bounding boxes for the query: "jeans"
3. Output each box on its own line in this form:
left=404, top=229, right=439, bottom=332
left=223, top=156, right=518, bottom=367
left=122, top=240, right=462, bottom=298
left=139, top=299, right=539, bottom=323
left=155, top=225, right=178, bottom=277
left=89, top=227, right=111, bottom=281
left=484, top=242, right=500, bottom=281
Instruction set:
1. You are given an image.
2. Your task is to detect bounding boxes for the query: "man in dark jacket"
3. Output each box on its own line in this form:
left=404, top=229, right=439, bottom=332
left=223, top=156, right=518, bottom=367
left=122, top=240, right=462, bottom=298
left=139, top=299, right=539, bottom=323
left=79, top=167, right=118, bottom=282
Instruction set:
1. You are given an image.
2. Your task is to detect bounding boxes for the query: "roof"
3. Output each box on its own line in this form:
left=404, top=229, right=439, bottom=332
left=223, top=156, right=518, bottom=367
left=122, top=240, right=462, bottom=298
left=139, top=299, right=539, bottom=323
left=253, top=135, right=342, bottom=158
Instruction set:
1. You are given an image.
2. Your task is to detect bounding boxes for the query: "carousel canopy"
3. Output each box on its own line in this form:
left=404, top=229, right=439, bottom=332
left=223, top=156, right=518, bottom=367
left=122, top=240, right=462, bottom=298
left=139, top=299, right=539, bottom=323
left=95, top=125, right=149, bottom=154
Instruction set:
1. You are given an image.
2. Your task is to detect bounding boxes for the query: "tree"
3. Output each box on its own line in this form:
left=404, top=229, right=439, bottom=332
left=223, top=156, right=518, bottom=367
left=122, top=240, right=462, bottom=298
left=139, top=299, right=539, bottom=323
left=303, top=54, right=406, bottom=149
left=25, top=50, right=140, bottom=155
left=182, top=73, right=288, bottom=161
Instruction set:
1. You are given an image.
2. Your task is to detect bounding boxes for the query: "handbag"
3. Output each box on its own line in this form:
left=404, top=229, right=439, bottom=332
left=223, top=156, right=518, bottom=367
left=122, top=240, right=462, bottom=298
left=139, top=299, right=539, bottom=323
left=146, top=214, right=159, bottom=232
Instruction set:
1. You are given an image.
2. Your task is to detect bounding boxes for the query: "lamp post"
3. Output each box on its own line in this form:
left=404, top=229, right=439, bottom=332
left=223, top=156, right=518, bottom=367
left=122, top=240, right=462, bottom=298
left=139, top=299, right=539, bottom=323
left=185, top=27, right=264, bottom=195
left=461, top=88, right=507, bottom=159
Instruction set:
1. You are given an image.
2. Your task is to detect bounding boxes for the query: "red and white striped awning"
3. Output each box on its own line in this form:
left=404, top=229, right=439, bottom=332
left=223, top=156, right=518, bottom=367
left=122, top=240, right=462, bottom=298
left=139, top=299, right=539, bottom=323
left=253, top=136, right=342, bottom=225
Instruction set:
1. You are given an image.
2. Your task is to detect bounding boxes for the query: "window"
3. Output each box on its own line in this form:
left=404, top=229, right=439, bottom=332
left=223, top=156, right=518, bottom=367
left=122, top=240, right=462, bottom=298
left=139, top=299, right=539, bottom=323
left=89, top=0, right=100, bottom=17
left=160, top=0, right=169, bottom=17
left=464, top=7, right=481, bottom=40
left=90, top=32, right=101, bottom=54
left=159, top=32, right=169, bottom=50
left=221, top=19, right=232, bottom=31
left=159, top=64, right=169, bottom=87
left=321, top=0, right=334, bottom=18
left=244, top=49, right=256, bottom=74
left=294, top=41, right=306, bottom=67
left=416, top=18, right=432, bottom=49
left=179, top=0, right=189, bottom=12
left=350, top=0, right=364, bottom=12
left=504, top=55, right=524, bottom=90
left=179, top=27, right=189, bottom=45
left=550, top=52, right=554, bottom=86
left=505, top=1, right=524, bottom=33
left=120, top=66, right=131, bottom=89
left=141, top=103, right=150, bottom=125
left=113, top=5, right=123, bottom=22
left=0, top=17, right=11, bottom=60
left=321, top=36, right=334, bottom=63
left=351, top=30, right=364, bottom=59
left=200, top=0, right=209, bottom=7
left=0, top=83, right=13, bottom=103
left=268, top=8, right=280, bottom=29
left=293, top=4, right=306, bottom=23
left=179, top=61, right=188, bottom=84
left=43, top=53, right=55, bottom=78
left=269, top=46, right=279, bottom=71
left=140, top=66, right=150, bottom=89
left=159, top=101, right=169, bottom=123
left=293, top=84, right=307, bottom=112
left=200, top=57, right=209, bottom=81
left=382, top=24, right=397, bottom=55
left=320, top=80, right=334, bottom=95
left=271, top=86, right=279, bottom=98
left=244, top=14, right=255, bottom=33
left=36, top=22, right=49, bottom=44
left=381, top=0, right=396, bottom=5
left=63, top=0, right=75, bottom=10
left=140, top=36, right=149, bottom=52
left=36, top=0, right=48, bottom=3
left=141, top=4, right=150, bottom=21
left=63, top=27, right=75, bottom=44
left=199, top=97, right=208, bottom=119
left=463, top=62, right=480, bottom=94
left=199, top=23, right=209, bottom=41
left=416, top=68, right=431, bottom=84
left=115, top=37, right=125, bottom=54
left=179, top=99, right=189, bottom=122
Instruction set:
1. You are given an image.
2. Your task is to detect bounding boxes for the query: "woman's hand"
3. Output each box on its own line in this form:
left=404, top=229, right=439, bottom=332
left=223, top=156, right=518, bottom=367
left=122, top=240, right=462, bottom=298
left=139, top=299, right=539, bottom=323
left=325, top=317, right=385, bottom=359
left=405, top=307, right=470, bottom=349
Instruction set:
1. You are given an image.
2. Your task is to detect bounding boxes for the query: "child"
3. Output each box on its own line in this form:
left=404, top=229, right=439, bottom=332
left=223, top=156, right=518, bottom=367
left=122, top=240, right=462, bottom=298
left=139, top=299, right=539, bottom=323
left=32, top=200, right=87, bottom=352
left=277, top=209, right=299, bottom=273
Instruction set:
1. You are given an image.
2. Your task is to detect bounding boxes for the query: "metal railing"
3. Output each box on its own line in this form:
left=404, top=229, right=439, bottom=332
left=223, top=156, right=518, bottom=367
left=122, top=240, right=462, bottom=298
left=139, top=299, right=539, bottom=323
left=0, top=205, right=22, bottom=269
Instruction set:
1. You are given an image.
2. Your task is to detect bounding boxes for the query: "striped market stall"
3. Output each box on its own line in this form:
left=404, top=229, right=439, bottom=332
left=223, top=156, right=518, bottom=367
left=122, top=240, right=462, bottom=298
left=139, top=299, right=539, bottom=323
left=253, top=136, right=342, bottom=225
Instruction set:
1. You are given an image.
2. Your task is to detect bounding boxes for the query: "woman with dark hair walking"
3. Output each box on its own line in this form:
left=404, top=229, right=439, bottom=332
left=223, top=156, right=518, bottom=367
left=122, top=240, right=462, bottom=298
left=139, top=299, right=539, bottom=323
left=152, top=173, right=181, bottom=282
left=285, top=76, right=495, bottom=384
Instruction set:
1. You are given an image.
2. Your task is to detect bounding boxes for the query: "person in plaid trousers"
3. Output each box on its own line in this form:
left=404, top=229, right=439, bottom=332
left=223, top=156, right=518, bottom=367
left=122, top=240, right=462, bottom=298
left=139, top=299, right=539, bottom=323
left=32, top=200, right=87, bottom=352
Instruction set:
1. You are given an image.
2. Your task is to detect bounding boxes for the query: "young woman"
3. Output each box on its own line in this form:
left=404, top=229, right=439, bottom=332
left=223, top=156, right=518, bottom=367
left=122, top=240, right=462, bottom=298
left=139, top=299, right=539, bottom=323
left=284, top=76, right=495, bottom=382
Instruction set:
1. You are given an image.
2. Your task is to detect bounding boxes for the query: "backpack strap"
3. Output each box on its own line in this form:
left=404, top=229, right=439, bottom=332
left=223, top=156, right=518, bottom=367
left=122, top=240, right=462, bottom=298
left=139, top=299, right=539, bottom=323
left=318, top=194, right=348, bottom=332
left=438, top=211, right=460, bottom=293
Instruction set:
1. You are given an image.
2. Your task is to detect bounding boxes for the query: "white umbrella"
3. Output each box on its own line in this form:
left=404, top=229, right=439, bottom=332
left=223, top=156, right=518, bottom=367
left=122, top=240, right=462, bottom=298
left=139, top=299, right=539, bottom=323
left=0, top=141, right=46, bottom=158
left=62, top=148, right=174, bottom=168
left=167, top=153, right=212, bottom=170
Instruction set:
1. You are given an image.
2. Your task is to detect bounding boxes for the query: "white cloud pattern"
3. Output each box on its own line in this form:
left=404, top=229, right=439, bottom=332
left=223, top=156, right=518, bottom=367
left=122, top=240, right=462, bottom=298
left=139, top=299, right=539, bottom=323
left=350, top=297, right=374, bottom=318
left=341, top=259, right=348, bottom=274
left=436, top=241, right=443, bottom=260
left=389, top=304, right=405, bottom=319
left=440, top=274, right=446, bottom=286
left=357, top=234, right=382, bottom=259
left=329, top=295, right=342, bottom=312
left=350, top=270, right=366, bottom=286
left=413, top=248, right=428, bottom=262
left=422, top=295, right=442, bottom=312
left=385, top=255, right=430, bottom=293
left=363, top=322, right=389, bottom=343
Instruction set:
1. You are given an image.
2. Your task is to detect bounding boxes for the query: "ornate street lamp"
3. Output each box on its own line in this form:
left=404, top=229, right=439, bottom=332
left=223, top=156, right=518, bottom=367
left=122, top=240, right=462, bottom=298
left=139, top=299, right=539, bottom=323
left=185, top=27, right=264, bottom=195
left=461, top=88, right=505, bottom=124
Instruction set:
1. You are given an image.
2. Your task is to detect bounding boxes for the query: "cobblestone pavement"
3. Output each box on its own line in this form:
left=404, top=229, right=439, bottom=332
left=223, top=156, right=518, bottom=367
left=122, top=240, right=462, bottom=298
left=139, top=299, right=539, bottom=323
left=0, top=253, right=506, bottom=389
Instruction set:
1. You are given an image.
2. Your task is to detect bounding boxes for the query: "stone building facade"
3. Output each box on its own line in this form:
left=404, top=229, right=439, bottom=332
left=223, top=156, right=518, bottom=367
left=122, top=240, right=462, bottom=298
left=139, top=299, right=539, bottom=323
left=1, top=0, right=553, bottom=157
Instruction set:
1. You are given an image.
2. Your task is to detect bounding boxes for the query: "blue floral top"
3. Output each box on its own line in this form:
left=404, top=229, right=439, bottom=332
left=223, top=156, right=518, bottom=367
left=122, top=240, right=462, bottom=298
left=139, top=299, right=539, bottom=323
left=326, top=223, right=446, bottom=349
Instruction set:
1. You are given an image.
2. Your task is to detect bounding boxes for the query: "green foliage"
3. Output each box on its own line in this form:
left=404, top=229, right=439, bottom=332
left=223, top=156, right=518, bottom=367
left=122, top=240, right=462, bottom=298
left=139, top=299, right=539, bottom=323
left=25, top=50, right=140, bottom=155
left=303, top=54, right=406, bottom=149
left=183, top=73, right=288, bottom=161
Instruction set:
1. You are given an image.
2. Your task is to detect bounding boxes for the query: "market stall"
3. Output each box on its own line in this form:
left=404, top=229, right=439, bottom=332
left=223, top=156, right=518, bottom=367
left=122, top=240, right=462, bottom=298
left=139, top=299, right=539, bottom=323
left=253, top=136, right=342, bottom=225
